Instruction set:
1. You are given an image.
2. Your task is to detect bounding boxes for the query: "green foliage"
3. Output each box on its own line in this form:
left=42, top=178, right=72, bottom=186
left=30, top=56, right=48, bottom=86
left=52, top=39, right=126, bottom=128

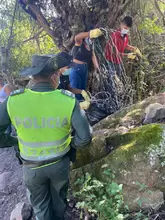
left=0, top=4, right=59, bottom=76
left=135, top=181, right=148, bottom=192
left=139, top=18, right=164, bottom=35
left=129, top=4, right=165, bottom=101
left=74, top=166, right=124, bottom=220
left=133, top=211, right=148, bottom=220
left=10, top=19, right=58, bottom=75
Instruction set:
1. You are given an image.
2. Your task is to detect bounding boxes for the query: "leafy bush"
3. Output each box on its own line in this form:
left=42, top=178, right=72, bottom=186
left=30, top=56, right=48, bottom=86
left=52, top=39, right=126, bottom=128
left=74, top=165, right=124, bottom=220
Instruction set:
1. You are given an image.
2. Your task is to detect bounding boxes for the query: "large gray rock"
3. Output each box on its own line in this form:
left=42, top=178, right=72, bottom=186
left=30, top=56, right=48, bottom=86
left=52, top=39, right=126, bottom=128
left=71, top=93, right=165, bottom=211
left=71, top=124, right=165, bottom=211
left=10, top=202, right=32, bottom=220
left=143, top=103, right=165, bottom=124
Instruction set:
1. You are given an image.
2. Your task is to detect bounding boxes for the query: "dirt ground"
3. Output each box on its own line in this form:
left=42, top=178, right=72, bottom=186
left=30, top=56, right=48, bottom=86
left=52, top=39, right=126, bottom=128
left=0, top=147, right=27, bottom=220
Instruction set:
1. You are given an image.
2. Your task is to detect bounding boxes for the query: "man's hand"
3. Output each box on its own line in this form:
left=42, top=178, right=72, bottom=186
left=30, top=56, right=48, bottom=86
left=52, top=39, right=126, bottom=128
left=89, top=28, right=103, bottom=39
left=127, top=53, right=136, bottom=60
left=133, top=47, right=142, bottom=57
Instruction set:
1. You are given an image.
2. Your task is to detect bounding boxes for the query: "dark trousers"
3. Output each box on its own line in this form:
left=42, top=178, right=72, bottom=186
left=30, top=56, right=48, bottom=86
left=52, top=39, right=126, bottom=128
left=22, top=156, right=70, bottom=220
left=6, top=124, right=12, bottom=135
left=69, top=63, right=88, bottom=101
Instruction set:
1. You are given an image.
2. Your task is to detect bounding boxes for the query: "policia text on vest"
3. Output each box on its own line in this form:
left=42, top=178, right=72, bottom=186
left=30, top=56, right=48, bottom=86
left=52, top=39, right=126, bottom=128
left=7, top=89, right=75, bottom=162
left=14, top=116, right=69, bottom=129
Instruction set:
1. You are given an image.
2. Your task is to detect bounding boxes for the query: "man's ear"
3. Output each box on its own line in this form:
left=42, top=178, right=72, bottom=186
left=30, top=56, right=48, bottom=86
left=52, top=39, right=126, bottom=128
left=55, top=69, right=62, bottom=76
left=59, top=66, right=69, bottom=74
left=50, top=72, right=60, bottom=89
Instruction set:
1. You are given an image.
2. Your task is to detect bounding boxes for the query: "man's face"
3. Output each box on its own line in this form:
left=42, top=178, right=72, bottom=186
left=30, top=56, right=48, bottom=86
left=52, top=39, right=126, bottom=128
left=120, top=23, right=130, bottom=31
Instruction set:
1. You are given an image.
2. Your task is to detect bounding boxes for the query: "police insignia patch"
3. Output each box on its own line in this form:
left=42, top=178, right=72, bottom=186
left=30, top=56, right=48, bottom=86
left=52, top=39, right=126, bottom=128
left=10, top=89, right=25, bottom=96
left=61, top=89, right=75, bottom=98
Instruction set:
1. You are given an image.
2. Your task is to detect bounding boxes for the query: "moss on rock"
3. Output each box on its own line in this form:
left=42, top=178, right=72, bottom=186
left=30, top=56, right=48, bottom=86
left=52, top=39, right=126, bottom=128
left=73, top=134, right=107, bottom=169
left=72, top=124, right=164, bottom=179
left=106, top=124, right=163, bottom=164
left=71, top=124, right=165, bottom=211
left=73, top=124, right=163, bottom=169
left=70, top=94, right=165, bottom=211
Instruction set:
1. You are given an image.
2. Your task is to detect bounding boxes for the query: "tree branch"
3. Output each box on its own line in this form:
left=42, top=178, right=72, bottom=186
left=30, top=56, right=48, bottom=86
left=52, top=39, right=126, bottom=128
left=154, top=0, right=165, bottom=25
left=121, top=0, right=134, bottom=12
left=7, top=0, right=17, bottom=50
left=27, top=5, right=52, bottom=34
left=1, top=0, right=18, bottom=89
left=157, top=0, right=165, bottom=5
left=23, top=28, right=43, bottom=43
left=24, top=0, right=67, bottom=50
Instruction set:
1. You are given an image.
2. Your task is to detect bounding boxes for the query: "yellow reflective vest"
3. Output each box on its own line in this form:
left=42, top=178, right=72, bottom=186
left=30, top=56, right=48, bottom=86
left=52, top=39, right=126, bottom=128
left=7, top=89, right=75, bottom=161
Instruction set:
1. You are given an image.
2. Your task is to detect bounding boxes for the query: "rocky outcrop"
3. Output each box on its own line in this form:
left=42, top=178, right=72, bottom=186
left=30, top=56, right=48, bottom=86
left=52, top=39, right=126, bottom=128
left=143, top=103, right=165, bottom=124
left=10, top=202, right=32, bottom=220
left=1, top=93, right=165, bottom=218
left=71, top=93, right=165, bottom=211
left=74, top=93, right=165, bottom=169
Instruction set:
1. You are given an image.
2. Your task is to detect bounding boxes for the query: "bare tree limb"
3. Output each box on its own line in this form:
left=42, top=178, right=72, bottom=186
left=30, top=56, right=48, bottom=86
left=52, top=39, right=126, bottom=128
left=1, top=0, right=18, bottom=88
left=157, top=0, right=165, bottom=5
left=23, top=28, right=43, bottom=43
left=121, top=0, right=134, bottom=12
left=154, top=0, right=165, bottom=25
left=19, top=0, right=135, bottom=51
left=7, top=0, right=17, bottom=50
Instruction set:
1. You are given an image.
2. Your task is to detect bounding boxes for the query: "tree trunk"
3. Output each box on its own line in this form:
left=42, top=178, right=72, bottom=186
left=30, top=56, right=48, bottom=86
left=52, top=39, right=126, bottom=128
left=1, top=47, right=16, bottom=89
left=21, top=0, right=136, bottom=123
left=24, top=0, right=135, bottom=50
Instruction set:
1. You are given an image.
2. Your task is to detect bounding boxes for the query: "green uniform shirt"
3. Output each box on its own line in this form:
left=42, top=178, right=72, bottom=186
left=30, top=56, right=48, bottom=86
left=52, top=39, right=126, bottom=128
left=0, top=82, right=92, bottom=149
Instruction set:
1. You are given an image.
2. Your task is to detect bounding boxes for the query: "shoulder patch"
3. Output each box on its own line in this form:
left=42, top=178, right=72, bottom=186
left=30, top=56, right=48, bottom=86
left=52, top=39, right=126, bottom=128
left=10, top=88, right=25, bottom=96
left=61, top=89, right=75, bottom=99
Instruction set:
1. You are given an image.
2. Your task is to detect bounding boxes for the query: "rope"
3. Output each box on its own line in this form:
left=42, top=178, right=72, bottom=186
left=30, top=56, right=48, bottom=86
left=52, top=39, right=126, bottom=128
left=90, top=28, right=134, bottom=113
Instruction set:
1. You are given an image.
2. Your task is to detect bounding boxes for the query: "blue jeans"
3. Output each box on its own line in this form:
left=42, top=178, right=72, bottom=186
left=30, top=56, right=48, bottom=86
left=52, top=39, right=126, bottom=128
left=69, top=63, right=88, bottom=101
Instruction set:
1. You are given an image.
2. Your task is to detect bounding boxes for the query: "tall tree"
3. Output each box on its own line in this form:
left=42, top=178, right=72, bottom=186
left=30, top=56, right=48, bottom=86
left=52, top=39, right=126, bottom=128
left=21, top=0, right=135, bottom=50
left=0, top=0, right=58, bottom=85
left=14, top=0, right=165, bottom=123
left=17, top=0, right=141, bottom=124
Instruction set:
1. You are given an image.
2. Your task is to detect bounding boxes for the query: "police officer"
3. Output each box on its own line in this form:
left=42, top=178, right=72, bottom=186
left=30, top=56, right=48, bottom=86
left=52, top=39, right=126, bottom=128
left=0, top=53, right=92, bottom=220
left=27, top=52, right=91, bottom=110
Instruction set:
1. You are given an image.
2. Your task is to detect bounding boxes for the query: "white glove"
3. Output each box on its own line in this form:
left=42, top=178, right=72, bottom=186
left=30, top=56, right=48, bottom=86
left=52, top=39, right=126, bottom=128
left=79, top=101, right=90, bottom=110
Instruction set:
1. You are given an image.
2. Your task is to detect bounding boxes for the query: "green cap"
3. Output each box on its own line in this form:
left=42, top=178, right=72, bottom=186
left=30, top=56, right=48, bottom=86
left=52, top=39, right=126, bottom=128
left=20, top=52, right=73, bottom=77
